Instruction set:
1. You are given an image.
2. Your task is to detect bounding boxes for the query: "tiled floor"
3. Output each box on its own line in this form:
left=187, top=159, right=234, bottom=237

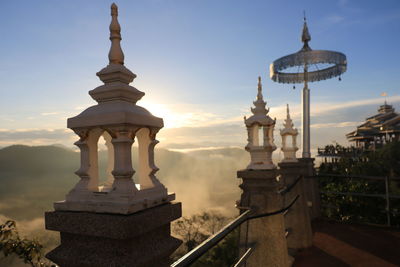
left=294, top=219, right=400, bottom=267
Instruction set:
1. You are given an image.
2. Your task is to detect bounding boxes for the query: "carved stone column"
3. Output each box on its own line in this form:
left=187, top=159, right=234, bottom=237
left=110, top=127, right=138, bottom=195
left=67, top=130, right=91, bottom=198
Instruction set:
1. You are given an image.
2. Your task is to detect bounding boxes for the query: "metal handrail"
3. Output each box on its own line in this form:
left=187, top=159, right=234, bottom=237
left=171, top=195, right=299, bottom=267
left=233, top=246, right=255, bottom=267
left=315, top=173, right=400, bottom=181
left=320, top=190, right=400, bottom=199
left=317, top=174, right=400, bottom=226
left=278, top=175, right=303, bottom=195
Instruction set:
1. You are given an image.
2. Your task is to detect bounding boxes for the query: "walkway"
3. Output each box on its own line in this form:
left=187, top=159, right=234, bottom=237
left=294, top=219, right=400, bottom=267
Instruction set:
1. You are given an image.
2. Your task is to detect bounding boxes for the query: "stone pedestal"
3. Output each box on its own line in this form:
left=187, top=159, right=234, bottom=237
left=298, top=158, right=320, bottom=219
left=279, top=162, right=313, bottom=250
left=45, top=202, right=182, bottom=267
left=237, top=169, right=289, bottom=267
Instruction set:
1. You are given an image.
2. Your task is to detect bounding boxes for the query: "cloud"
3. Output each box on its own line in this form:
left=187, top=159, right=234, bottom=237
left=312, top=95, right=400, bottom=116
left=0, top=115, right=15, bottom=122
left=1, top=95, right=398, bottom=150
left=311, top=121, right=361, bottom=129
left=40, top=112, right=59, bottom=116
left=326, top=15, right=345, bottom=24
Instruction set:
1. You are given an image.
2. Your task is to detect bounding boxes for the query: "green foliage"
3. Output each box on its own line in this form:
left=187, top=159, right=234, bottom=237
left=192, top=229, right=239, bottom=267
left=319, top=141, right=400, bottom=177
left=318, top=141, right=400, bottom=226
left=0, top=220, right=54, bottom=267
left=172, top=212, right=239, bottom=266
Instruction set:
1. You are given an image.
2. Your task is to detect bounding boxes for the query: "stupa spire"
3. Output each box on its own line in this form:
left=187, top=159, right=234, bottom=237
left=108, top=3, right=124, bottom=65
left=283, top=104, right=294, bottom=129
left=257, top=76, right=263, bottom=100
left=251, top=76, right=268, bottom=116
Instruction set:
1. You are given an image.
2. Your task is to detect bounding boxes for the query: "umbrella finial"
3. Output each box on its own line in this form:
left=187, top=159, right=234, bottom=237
left=301, top=12, right=311, bottom=50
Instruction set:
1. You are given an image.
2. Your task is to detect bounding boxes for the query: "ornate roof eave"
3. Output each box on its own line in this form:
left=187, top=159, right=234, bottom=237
left=245, top=115, right=276, bottom=127
left=382, top=114, right=400, bottom=126
left=280, top=128, right=298, bottom=135
left=366, top=112, right=396, bottom=121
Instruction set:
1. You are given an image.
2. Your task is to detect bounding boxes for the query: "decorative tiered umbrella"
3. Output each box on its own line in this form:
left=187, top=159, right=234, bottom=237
left=270, top=17, right=347, bottom=158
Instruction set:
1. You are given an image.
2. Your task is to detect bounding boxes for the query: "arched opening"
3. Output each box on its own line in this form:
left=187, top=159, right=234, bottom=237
left=136, top=127, right=154, bottom=190
left=252, top=124, right=260, bottom=146
left=131, top=134, right=140, bottom=190
left=286, top=135, right=294, bottom=148
left=97, top=131, right=114, bottom=192
left=85, top=128, right=115, bottom=192
left=258, top=126, right=264, bottom=146
left=282, top=134, right=287, bottom=148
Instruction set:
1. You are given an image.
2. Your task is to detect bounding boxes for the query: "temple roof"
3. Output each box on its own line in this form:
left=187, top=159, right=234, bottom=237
left=346, top=103, right=400, bottom=141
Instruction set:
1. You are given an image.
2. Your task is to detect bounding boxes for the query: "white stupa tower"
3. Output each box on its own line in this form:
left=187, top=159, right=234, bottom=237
left=280, top=104, right=299, bottom=162
left=244, top=77, right=277, bottom=169
left=54, top=3, right=174, bottom=214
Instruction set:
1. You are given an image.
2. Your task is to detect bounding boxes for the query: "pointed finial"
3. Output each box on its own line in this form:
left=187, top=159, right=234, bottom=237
left=108, top=3, right=124, bottom=65
left=283, top=104, right=295, bottom=130
left=286, top=104, right=290, bottom=118
left=257, top=76, right=263, bottom=100
left=301, top=13, right=311, bottom=50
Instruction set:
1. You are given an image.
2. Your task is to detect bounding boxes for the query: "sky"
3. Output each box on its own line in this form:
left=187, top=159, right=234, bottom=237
left=0, top=0, right=400, bottom=154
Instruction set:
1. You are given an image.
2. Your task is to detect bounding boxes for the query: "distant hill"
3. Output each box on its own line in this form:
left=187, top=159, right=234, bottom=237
left=0, top=145, right=248, bottom=221
left=0, top=145, right=79, bottom=174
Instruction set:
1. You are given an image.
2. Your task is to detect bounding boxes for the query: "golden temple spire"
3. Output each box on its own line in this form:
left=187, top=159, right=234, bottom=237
left=108, top=3, right=124, bottom=65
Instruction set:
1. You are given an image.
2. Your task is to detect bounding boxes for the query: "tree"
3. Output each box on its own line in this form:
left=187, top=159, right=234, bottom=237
left=318, top=141, right=400, bottom=226
left=172, top=211, right=239, bottom=266
left=0, top=220, right=54, bottom=267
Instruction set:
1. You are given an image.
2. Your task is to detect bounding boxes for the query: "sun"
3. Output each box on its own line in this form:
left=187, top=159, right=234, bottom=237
left=140, top=101, right=186, bottom=129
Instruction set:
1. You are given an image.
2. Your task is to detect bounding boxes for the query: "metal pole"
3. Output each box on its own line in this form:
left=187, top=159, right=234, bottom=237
left=385, top=176, right=391, bottom=227
left=234, top=246, right=254, bottom=267
left=302, top=64, right=311, bottom=158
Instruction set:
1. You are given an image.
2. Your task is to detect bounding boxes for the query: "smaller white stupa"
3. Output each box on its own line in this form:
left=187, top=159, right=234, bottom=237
left=280, top=104, right=299, bottom=162
left=244, top=77, right=276, bottom=170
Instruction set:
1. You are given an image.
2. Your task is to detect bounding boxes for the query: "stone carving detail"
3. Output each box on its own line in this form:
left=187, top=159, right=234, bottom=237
left=54, top=4, right=174, bottom=214
left=244, top=77, right=277, bottom=170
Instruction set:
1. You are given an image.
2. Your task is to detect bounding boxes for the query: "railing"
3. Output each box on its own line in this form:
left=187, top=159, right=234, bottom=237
left=314, top=173, right=400, bottom=227
left=171, top=195, right=299, bottom=267
left=317, top=146, right=365, bottom=158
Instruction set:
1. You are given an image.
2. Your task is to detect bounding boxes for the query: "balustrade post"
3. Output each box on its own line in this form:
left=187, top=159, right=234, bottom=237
left=237, top=169, right=290, bottom=267
left=45, top=4, right=181, bottom=266
left=279, top=162, right=313, bottom=251
left=299, top=158, right=320, bottom=219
